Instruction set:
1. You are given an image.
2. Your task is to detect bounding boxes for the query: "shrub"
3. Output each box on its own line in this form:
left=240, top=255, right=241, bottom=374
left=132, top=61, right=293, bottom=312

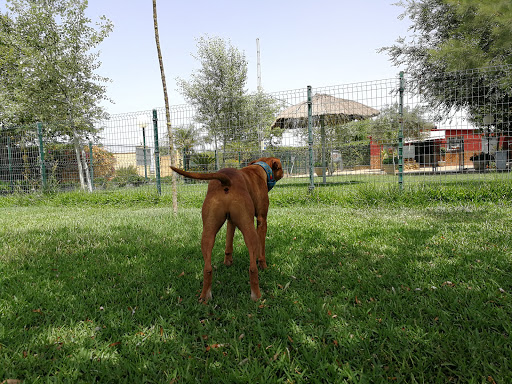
left=382, top=156, right=399, bottom=165
left=112, top=166, right=146, bottom=187
left=115, top=165, right=138, bottom=177
left=190, top=153, right=215, bottom=171
left=87, top=145, right=116, bottom=179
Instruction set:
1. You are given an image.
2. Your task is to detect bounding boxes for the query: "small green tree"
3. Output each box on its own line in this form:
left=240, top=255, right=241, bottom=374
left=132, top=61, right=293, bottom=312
left=369, top=104, right=435, bottom=144
left=173, top=124, right=202, bottom=170
left=323, top=119, right=373, bottom=147
left=177, top=36, right=248, bottom=166
left=177, top=36, right=285, bottom=166
left=238, top=91, right=283, bottom=153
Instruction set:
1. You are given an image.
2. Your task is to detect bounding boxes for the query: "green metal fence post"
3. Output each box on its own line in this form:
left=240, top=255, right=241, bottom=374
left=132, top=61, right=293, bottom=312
left=307, top=85, right=315, bottom=192
left=152, top=109, right=162, bottom=195
left=7, top=136, right=13, bottom=192
left=37, top=122, right=47, bottom=190
left=398, top=72, right=405, bottom=191
left=142, top=125, right=148, bottom=181
left=88, top=141, right=94, bottom=190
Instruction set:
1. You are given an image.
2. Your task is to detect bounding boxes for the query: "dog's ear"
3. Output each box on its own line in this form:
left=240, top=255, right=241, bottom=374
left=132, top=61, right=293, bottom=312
left=271, top=158, right=281, bottom=171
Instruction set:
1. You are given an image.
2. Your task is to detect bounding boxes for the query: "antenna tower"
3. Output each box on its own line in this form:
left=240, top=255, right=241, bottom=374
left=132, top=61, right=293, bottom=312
left=256, top=38, right=262, bottom=92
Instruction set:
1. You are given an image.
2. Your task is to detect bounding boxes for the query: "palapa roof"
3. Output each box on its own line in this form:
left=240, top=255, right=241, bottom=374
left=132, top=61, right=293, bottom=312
left=272, top=93, right=380, bottom=129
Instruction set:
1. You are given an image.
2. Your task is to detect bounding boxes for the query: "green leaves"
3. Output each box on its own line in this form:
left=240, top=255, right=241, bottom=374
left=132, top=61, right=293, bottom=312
left=431, top=0, right=512, bottom=71
left=0, top=0, right=112, bottom=131
left=176, top=36, right=283, bottom=155
left=384, top=0, right=512, bottom=134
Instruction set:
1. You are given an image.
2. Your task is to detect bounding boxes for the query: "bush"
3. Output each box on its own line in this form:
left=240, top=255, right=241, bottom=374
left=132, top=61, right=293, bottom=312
left=88, top=145, right=115, bottom=179
left=112, top=166, right=146, bottom=187
left=115, top=165, right=138, bottom=177
left=190, top=153, right=215, bottom=171
left=382, top=156, right=399, bottom=165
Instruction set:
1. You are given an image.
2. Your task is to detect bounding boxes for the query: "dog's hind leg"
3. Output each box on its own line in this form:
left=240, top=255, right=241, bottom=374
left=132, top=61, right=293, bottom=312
left=224, top=219, right=235, bottom=266
left=200, top=211, right=225, bottom=302
left=235, top=219, right=261, bottom=301
left=200, top=231, right=215, bottom=302
left=256, top=213, right=268, bottom=269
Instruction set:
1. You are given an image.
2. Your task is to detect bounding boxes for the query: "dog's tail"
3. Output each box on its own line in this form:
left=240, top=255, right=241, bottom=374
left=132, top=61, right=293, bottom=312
left=170, top=167, right=231, bottom=186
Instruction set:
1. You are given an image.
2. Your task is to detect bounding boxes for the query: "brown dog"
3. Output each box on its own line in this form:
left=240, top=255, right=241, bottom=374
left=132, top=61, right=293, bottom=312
left=171, top=157, right=283, bottom=301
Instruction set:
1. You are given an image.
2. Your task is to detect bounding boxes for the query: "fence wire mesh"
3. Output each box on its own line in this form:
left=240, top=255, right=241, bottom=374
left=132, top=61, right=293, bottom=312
left=1, top=67, right=511, bottom=195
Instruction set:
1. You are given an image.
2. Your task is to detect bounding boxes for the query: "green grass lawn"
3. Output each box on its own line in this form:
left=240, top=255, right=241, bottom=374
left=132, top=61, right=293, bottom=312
left=1, top=186, right=512, bottom=383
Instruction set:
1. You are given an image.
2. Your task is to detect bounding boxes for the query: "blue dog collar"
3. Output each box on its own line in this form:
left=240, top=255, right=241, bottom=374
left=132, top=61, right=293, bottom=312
left=254, top=161, right=276, bottom=191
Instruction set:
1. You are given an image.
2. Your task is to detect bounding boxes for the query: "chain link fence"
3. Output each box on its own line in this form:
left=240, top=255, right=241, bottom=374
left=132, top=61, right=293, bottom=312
left=1, top=67, right=511, bottom=195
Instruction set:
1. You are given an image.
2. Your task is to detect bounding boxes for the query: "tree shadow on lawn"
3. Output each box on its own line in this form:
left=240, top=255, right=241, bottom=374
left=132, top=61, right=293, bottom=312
left=1, top=220, right=205, bottom=374
left=259, top=212, right=511, bottom=382
left=2, top=209, right=511, bottom=382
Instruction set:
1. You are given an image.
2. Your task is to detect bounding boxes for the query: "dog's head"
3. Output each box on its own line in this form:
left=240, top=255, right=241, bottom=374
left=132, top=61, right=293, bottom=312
left=250, top=157, right=284, bottom=181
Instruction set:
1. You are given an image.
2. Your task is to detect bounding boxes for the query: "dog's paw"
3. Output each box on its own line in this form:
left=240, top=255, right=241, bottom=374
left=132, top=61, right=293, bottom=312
left=224, top=253, right=233, bottom=266
left=250, top=290, right=261, bottom=301
left=199, top=289, right=212, bottom=303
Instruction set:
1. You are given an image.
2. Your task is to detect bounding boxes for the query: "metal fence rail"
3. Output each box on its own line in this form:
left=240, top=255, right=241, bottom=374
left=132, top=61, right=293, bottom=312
left=1, top=67, right=511, bottom=195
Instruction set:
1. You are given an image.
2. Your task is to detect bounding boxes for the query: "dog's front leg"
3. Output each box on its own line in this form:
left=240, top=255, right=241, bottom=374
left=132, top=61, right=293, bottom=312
left=237, top=222, right=261, bottom=301
left=256, top=215, right=268, bottom=269
left=200, top=233, right=215, bottom=302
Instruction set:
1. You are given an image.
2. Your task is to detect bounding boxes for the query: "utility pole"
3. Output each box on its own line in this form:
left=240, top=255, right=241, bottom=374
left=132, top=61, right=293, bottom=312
left=256, top=38, right=262, bottom=92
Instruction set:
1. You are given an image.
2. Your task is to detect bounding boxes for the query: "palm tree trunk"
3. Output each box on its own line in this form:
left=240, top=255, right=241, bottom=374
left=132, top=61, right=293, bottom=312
left=153, top=0, right=178, bottom=214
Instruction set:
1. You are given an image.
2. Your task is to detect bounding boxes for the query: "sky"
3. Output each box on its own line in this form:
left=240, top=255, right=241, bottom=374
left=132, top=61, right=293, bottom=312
left=82, top=0, right=413, bottom=115
left=4, top=2, right=478, bottom=150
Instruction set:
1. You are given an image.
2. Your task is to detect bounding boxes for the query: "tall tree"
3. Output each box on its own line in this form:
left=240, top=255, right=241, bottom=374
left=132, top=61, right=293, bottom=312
left=1, top=0, right=113, bottom=190
left=152, top=0, right=177, bottom=212
left=382, top=0, right=512, bottom=146
left=1, top=0, right=112, bottom=130
left=0, top=13, right=19, bottom=124
left=177, top=36, right=248, bottom=167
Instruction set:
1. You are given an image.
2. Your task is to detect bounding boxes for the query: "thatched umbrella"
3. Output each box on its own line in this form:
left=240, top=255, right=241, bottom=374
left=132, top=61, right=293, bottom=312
left=273, top=93, right=380, bottom=130
left=272, top=93, right=379, bottom=182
